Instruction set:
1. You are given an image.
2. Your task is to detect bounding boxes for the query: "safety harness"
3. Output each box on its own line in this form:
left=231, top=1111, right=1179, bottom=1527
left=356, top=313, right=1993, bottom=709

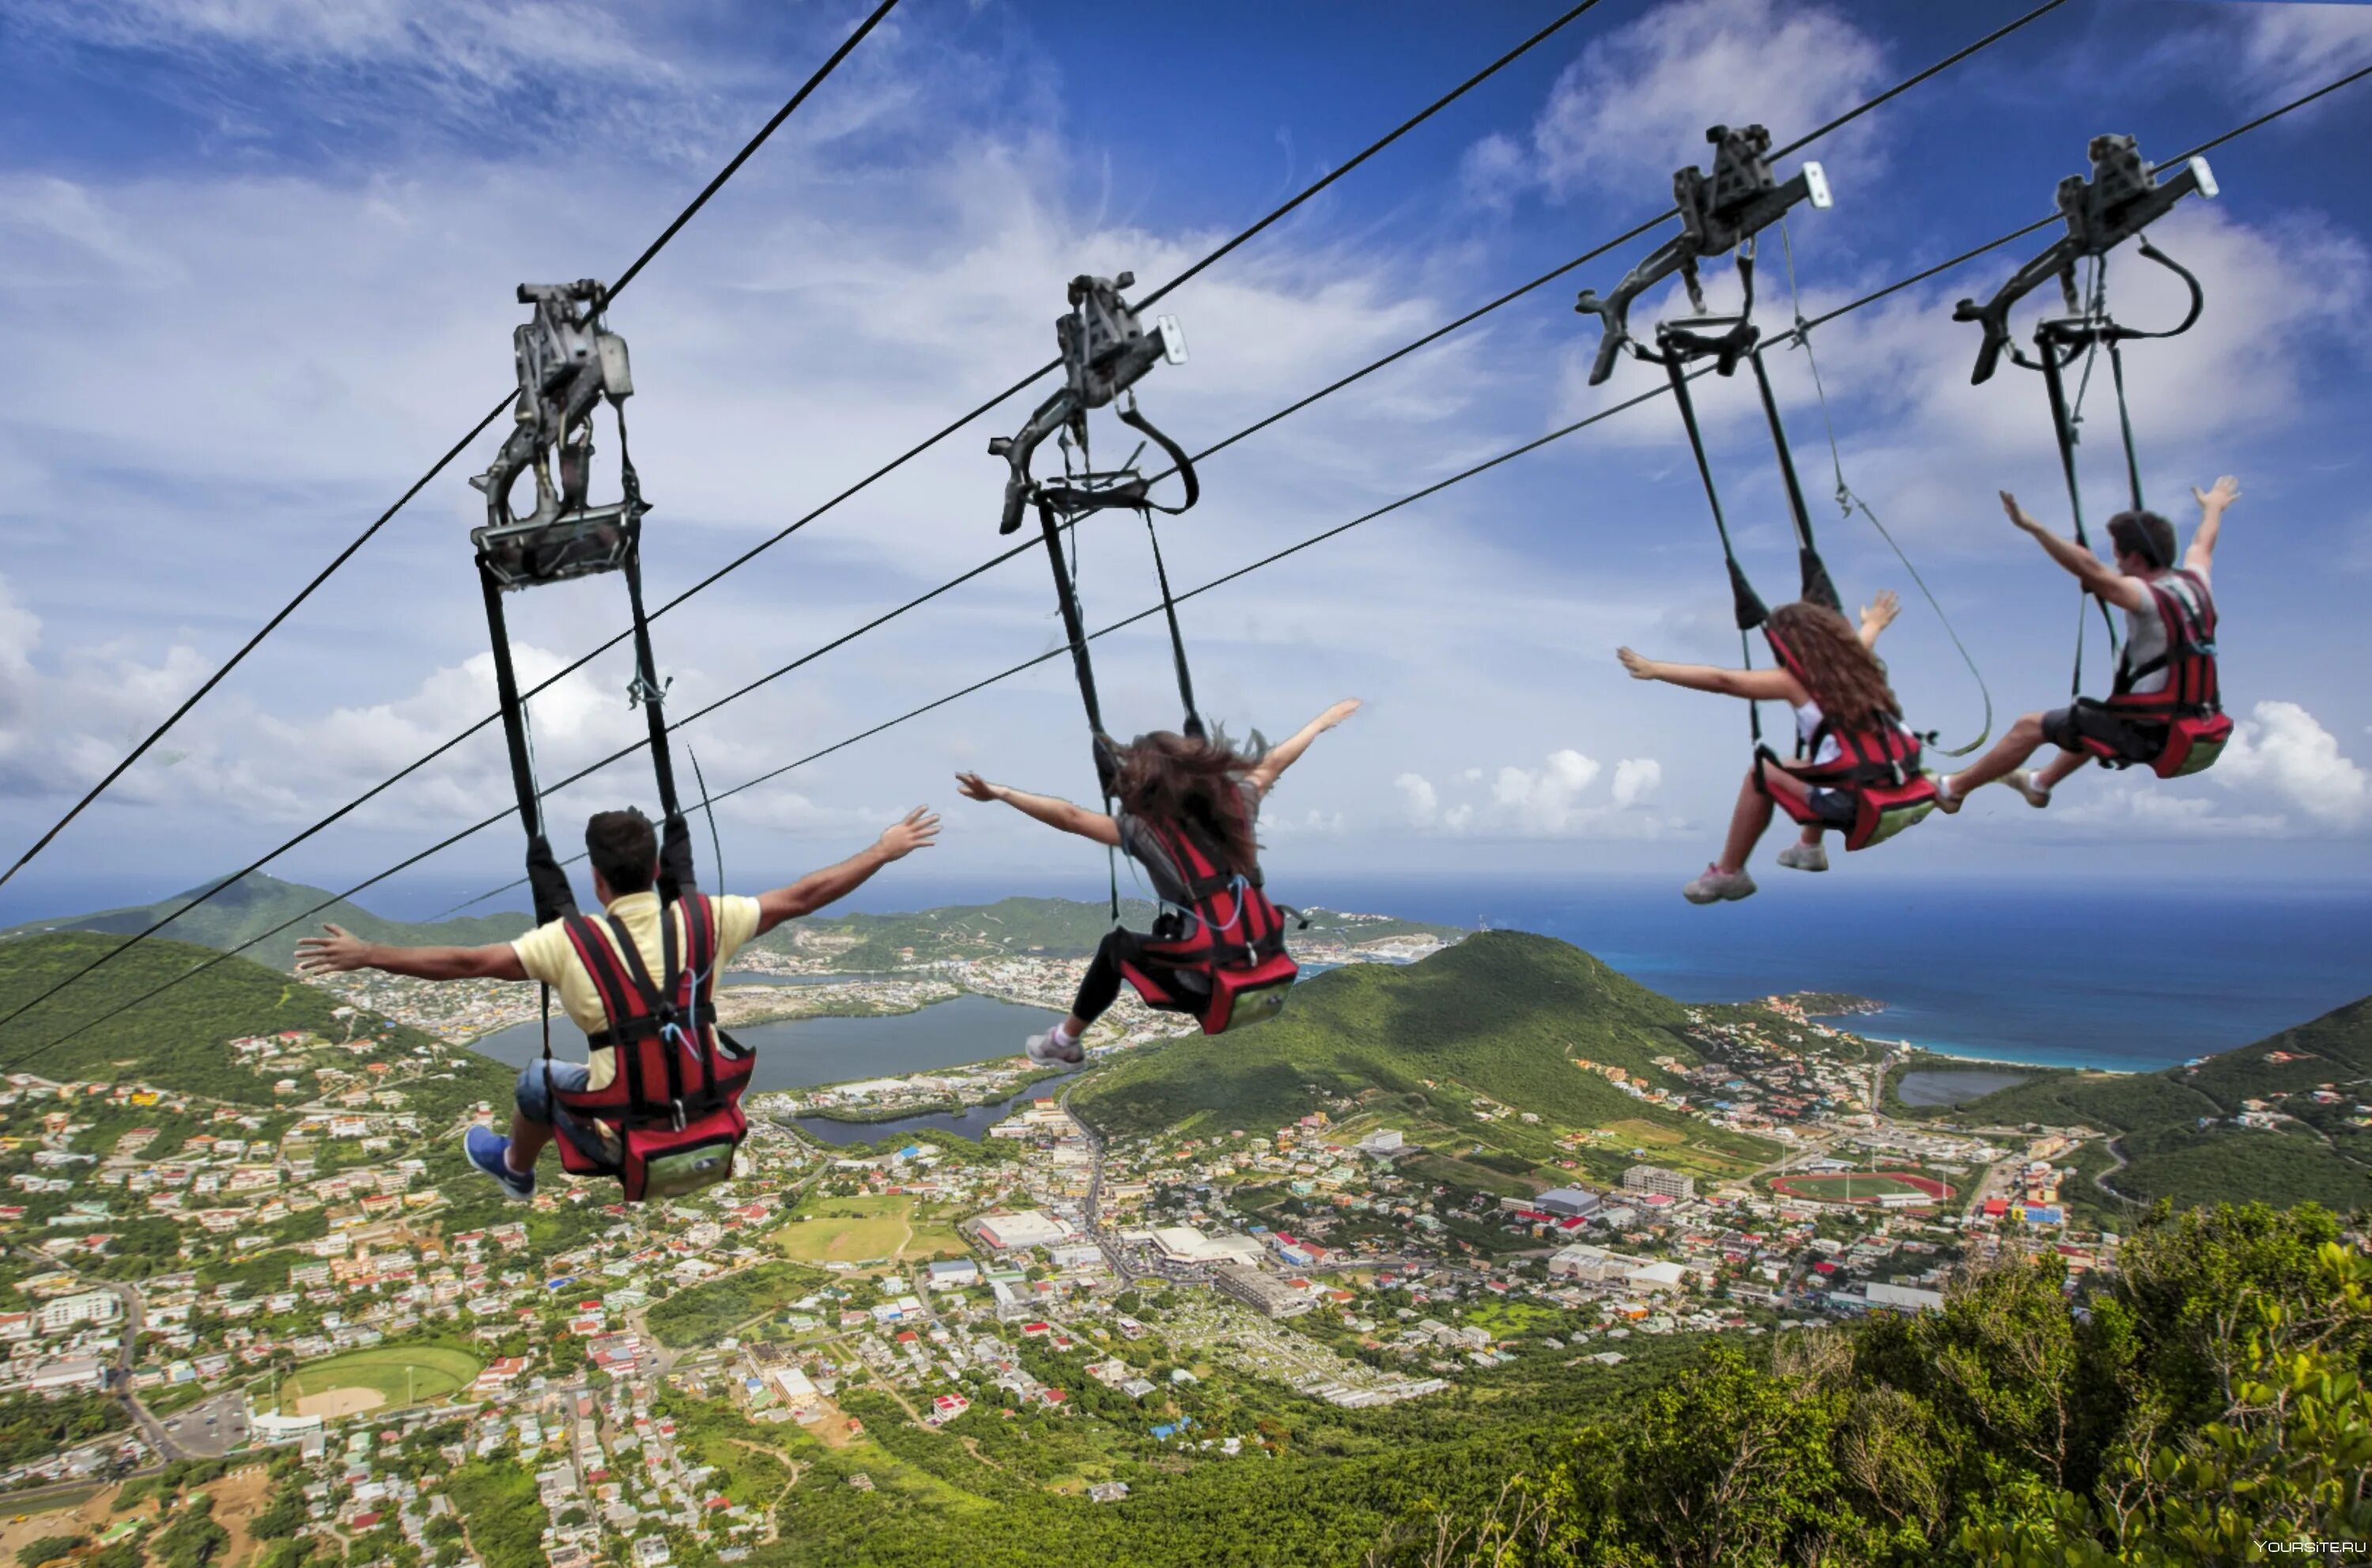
left=2091, top=568, right=2229, bottom=779
left=991, top=273, right=1299, bottom=1033
left=1954, top=134, right=2227, bottom=780
left=470, top=279, right=750, bottom=1200
left=1579, top=124, right=1938, bottom=852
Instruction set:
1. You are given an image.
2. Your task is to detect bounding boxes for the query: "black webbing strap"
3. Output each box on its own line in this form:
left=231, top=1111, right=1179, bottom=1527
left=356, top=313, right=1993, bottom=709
left=1116, top=402, right=1200, bottom=517
left=479, top=556, right=577, bottom=1099
left=613, top=399, right=693, bottom=902
left=2106, top=336, right=2143, bottom=514
left=1744, top=345, right=1840, bottom=615
left=1140, top=509, right=1204, bottom=740
left=2035, top=333, right=2124, bottom=698
left=1033, top=495, right=1123, bottom=924
left=1662, top=354, right=1770, bottom=747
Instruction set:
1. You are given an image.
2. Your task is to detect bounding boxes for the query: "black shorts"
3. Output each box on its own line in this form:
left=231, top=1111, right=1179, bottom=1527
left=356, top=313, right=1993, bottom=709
left=2041, top=700, right=2165, bottom=764
left=1804, top=787, right=1859, bottom=826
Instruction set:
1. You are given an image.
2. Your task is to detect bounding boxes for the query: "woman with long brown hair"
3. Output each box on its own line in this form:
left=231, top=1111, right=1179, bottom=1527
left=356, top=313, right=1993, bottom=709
left=1618, top=593, right=1902, bottom=903
left=955, top=697, right=1360, bottom=1061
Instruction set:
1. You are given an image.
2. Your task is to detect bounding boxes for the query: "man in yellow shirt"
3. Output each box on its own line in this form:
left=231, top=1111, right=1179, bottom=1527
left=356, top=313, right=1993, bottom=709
left=296, top=804, right=939, bottom=1198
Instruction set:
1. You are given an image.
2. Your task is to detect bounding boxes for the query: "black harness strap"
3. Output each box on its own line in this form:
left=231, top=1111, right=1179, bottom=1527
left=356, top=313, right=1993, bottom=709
left=1140, top=508, right=1204, bottom=741
left=2035, top=331, right=2123, bottom=698
left=1744, top=342, right=1839, bottom=617
left=1660, top=353, right=1770, bottom=748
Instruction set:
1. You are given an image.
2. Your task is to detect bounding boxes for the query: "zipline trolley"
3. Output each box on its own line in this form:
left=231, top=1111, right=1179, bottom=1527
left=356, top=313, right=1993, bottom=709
left=1952, top=135, right=2229, bottom=779
left=471, top=280, right=753, bottom=1203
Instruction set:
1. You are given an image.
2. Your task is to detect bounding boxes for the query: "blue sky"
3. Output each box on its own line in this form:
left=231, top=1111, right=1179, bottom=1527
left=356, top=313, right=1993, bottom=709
left=2, top=0, right=2370, bottom=926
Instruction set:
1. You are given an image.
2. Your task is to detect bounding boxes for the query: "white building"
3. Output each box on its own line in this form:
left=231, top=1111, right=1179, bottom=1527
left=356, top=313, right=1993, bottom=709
left=970, top=1210, right=1074, bottom=1251
left=37, top=1291, right=121, bottom=1333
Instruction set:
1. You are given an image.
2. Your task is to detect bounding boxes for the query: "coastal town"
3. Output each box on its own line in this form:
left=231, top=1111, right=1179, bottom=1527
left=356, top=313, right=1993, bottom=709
left=0, top=917, right=2230, bottom=1568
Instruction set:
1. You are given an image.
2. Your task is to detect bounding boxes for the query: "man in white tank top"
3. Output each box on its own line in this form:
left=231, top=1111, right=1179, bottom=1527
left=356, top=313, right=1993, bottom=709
left=1932, top=476, right=2238, bottom=811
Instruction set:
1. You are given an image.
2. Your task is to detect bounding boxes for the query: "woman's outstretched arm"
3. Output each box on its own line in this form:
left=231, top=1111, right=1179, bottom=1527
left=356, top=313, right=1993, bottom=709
left=954, top=773, right=1121, bottom=845
left=1617, top=648, right=1796, bottom=702
left=1246, top=698, right=1361, bottom=797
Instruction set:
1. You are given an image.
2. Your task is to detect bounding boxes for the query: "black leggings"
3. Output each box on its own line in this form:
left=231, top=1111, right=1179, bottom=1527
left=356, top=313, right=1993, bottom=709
left=1070, top=928, right=1211, bottom=1025
left=1070, top=930, right=1131, bottom=1025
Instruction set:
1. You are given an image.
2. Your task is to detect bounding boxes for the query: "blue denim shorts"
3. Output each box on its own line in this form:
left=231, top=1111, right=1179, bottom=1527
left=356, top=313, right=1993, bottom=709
left=514, top=1061, right=613, bottom=1163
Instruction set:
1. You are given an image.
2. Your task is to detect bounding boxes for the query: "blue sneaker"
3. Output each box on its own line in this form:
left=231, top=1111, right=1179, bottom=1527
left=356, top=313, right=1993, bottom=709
left=464, top=1126, right=534, bottom=1200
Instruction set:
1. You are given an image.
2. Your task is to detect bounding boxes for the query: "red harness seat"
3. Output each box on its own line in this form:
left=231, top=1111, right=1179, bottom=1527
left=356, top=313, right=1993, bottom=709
left=1116, top=817, right=1298, bottom=1035
left=2090, top=568, right=2229, bottom=780
left=1755, top=630, right=1938, bottom=852
left=550, top=891, right=754, bottom=1201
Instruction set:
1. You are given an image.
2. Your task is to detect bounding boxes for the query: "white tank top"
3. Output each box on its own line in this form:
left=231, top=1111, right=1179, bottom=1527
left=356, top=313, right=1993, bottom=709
left=1795, top=699, right=1843, bottom=769
left=2117, top=571, right=2204, bottom=697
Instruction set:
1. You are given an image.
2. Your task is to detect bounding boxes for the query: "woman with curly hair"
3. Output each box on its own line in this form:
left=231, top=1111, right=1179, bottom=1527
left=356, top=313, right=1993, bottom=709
left=956, top=698, right=1360, bottom=1062
left=1618, top=592, right=1905, bottom=904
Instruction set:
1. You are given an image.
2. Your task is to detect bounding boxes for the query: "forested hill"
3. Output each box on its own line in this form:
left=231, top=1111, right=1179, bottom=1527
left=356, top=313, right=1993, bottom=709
left=2, top=881, right=1459, bottom=975
left=0, top=931, right=509, bottom=1118
left=1072, top=928, right=1711, bottom=1143
left=754, top=895, right=1464, bottom=969
left=1902, top=993, right=2372, bottom=1212
left=0, top=871, right=531, bottom=972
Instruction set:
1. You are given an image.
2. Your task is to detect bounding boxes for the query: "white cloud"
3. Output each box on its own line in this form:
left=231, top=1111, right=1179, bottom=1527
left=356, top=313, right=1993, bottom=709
left=2233, top=4, right=2372, bottom=101
left=1525, top=0, right=1887, bottom=202
left=1391, top=748, right=1670, bottom=840
left=1393, top=771, right=1439, bottom=829
left=2049, top=788, right=2291, bottom=840
left=1611, top=756, right=1662, bottom=808
left=2217, top=699, right=2370, bottom=829
left=1492, top=748, right=1601, bottom=833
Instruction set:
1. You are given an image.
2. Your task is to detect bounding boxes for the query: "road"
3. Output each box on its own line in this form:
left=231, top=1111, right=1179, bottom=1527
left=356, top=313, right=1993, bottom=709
left=0, top=1247, right=191, bottom=1464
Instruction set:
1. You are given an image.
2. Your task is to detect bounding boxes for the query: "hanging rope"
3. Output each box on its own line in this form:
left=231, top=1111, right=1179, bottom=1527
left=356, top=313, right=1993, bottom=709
left=1777, top=221, right=1993, bottom=756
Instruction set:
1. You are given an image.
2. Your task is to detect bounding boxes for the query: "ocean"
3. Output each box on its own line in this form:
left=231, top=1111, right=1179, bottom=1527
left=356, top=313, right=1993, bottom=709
left=1287, top=875, right=2372, bottom=1072
left=7, top=869, right=2362, bottom=1076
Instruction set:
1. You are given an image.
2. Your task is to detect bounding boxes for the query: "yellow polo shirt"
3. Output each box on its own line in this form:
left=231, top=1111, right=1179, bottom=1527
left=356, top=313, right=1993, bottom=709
left=512, top=890, right=762, bottom=1090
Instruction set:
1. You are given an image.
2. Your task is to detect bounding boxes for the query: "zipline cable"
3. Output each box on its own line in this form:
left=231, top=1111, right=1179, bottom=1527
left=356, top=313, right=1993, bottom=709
left=0, top=0, right=907, bottom=899
left=11, top=12, right=2337, bottom=1054
left=1775, top=220, right=1994, bottom=757
left=4, top=193, right=2133, bottom=1064
left=0, top=0, right=1610, bottom=900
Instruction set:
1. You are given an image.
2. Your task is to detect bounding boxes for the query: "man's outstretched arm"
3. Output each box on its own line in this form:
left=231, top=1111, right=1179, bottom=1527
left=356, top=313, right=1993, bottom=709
left=754, top=808, right=940, bottom=936
left=2184, top=474, right=2238, bottom=581
left=2000, top=491, right=2147, bottom=611
left=294, top=928, right=525, bottom=981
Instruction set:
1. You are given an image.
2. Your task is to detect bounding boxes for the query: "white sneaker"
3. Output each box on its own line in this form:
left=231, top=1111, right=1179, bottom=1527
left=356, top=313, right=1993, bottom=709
left=1929, top=773, right=1962, bottom=814
left=2005, top=769, right=2052, bottom=809
left=1025, top=1030, right=1084, bottom=1066
left=1682, top=865, right=1757, bottom=905
left=1777, top=842, right=1829, bottom=873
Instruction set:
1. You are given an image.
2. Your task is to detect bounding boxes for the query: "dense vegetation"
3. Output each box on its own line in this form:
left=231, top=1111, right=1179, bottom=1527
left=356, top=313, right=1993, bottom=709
left=1075, top=930, right=1725, bottom=1144
left=645, top=1260, right=833, bottom=1347
left=0, top=931, right=509, bottom=1116
left=1392, top=1202, right=2372, bottom=1566
left=0, top=1390, right=127, bottom=1470
left=0, top=872, right=530, bottom=973
left=1902, top=996, right=2372, bottom=1212
left=447, top=1459, right=547, bottom=1568
left=717, top=1206, right=2363, bottom=1564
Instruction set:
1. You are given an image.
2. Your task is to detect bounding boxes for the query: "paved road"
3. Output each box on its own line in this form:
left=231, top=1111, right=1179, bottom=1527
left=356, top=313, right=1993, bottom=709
left=153, top=1392, right=252, bottom=1460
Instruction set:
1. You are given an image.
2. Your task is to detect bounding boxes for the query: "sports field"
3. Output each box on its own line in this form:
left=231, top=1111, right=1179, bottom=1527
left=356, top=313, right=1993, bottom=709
left=277, top=1346, right=481, bottom=1417
left=772, top=1195, right=966, bottom=1265
left=1766, top=1170, right=1951, bottom=1205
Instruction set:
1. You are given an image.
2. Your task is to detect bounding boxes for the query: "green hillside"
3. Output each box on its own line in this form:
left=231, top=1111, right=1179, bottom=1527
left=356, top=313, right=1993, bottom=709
left=1908, top=996, right=2372, bottom=1212
left=1073, top=930, right=1774, bottom=1185
left=0, top=871, right=531, bottom=973
left=0, top=931, right=511, bottom=1119
left=754, top=894, right=1462, bottom=969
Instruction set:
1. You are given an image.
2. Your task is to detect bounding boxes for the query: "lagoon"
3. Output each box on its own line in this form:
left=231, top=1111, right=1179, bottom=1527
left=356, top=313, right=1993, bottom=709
left=785, top=1071, right=1087, bottom=1147
left=467, top=989, right=1069, bottom=1096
